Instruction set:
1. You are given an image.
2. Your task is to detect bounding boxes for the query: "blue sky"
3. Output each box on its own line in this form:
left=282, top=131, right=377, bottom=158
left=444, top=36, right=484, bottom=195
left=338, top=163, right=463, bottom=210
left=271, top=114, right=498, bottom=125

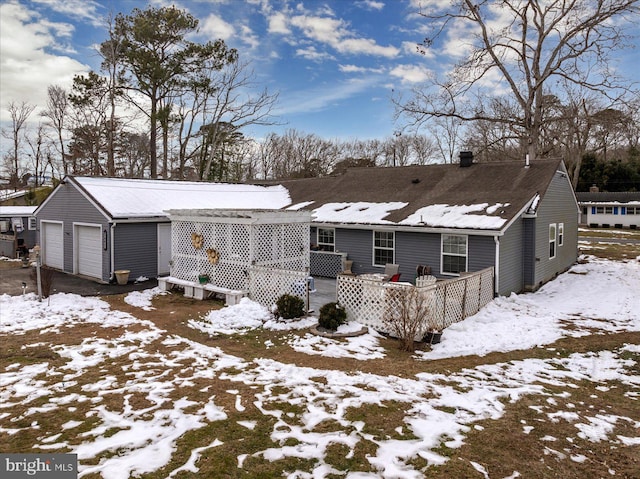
left=0, top=0, right=638, bottom=143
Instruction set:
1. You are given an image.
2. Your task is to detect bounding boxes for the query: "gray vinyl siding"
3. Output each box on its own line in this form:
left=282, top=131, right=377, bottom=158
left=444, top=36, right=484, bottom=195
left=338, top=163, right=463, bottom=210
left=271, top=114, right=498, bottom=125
left=330, top=226, right=495, bottom=284
left=36, top=183, right=110, bottom=280
left=532, top=168, right=579, bottom=289
left=499, top=218, right=524, bottom=295
left=523, top=217, right=536, bottom=289
left=113, top=223, right=159, bottom=280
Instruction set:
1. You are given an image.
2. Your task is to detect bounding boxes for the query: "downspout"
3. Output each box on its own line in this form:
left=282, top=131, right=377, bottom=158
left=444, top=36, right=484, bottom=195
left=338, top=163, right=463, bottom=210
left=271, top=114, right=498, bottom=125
left=110, top=222, right=116, bottom=282
left=494, top=235, right=500, bottom=296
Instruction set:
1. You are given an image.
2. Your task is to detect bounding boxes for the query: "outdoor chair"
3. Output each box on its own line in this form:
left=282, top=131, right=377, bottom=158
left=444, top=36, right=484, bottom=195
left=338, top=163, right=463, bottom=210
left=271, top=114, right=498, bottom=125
left=383, top=263, right=399, bottom=281
left=389, top=273, right=401, bottom=282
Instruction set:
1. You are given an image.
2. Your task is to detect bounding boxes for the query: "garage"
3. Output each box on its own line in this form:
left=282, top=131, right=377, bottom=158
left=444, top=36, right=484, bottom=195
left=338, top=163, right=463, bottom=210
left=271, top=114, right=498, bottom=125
left=41, top=221, right=63, bottom=269
left=75, top=224, right=102, bottom=279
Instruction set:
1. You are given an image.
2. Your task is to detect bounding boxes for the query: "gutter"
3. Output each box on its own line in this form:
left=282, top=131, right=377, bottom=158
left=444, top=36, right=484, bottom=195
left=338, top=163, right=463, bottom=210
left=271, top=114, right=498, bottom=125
left=494, top=235, right=500, bottom=296
left=110, top=222, right=116, bottom=282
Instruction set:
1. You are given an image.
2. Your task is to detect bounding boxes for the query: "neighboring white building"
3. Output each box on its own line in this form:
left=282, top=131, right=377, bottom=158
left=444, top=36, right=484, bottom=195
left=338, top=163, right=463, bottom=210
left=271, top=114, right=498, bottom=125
left=576, top=191, right=640, bottom=229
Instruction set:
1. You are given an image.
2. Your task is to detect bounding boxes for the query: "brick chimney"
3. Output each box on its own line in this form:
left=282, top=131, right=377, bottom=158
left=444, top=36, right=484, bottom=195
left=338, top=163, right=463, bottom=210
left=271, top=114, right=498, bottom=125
left=459, top=151, right=473, bottom=167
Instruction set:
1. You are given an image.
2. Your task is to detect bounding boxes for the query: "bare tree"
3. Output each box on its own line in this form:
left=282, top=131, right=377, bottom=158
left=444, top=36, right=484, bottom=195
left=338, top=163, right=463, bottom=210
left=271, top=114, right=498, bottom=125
left=25, top=123, right=51, bottom=186
left=396, top=0, right=639, bottom=164
left=430, top=117, right=465, bottom=164
left=2, top=101, right=35, bottom=190
left=198, top=60, right=279, bottom=180
left=41, top=85, right=68, bottom=177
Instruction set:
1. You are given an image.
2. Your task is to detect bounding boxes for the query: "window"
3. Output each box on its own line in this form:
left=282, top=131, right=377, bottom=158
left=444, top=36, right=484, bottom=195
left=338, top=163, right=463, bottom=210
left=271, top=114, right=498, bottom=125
left=549, top=224, right=557, bottom=259
left=373, top=231, right=394, bottom=266
left=628, top=207, right=637, bottom=215
left=605, top=206, right=613, bottom=214
left=596, top=206, right=604, bottom=214
left=441, top=234, right=467, bottom=275
left=317, top=228, right=335, bottom=252
left=558, top=223, right=564, bottom=246
left=28, top=217, right=37, bottom=230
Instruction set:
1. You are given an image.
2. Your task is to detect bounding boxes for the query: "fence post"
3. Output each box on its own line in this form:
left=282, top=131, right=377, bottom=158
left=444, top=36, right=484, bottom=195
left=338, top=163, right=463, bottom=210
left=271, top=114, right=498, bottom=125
left=461, top=277, right=468, bottom=321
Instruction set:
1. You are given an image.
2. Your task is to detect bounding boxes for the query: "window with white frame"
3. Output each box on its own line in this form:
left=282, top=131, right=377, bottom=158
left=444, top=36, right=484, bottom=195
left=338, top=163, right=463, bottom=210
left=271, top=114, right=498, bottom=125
left=605, top=206, right=613, bottom=214
left=558, top=222, right=564, bottom=246
left=28, top=217, right=37, bottom=230
left=373, top=231, right=394, bottom=266
left=441, top=234, right=467, bottom=275
left=317, top=228, right=335, bottom=252
left=549, top=223, right=557, bottom=259
left=596, top=206, right=604, bottom=214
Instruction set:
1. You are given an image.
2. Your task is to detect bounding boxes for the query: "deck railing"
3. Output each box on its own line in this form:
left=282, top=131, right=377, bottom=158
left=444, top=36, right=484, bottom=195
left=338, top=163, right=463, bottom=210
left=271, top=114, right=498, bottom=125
left=337, top=267, right=494, bottom=336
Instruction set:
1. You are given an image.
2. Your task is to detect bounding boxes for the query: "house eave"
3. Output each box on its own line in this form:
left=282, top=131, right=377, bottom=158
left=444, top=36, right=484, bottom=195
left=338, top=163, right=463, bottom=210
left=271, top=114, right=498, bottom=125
left=310, top=221, right=505, bottom=236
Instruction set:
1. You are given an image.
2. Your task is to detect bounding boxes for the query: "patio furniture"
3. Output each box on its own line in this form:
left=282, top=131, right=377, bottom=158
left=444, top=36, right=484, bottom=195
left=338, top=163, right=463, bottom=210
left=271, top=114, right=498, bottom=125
left=383, top=263, right=399, bottom=281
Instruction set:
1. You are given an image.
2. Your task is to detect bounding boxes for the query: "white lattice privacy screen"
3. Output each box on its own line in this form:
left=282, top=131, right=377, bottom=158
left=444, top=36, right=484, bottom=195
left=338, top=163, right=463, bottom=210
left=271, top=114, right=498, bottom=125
left=337, top=267, right=494, bottom=337
left=168, top=209, right=311, bottom=291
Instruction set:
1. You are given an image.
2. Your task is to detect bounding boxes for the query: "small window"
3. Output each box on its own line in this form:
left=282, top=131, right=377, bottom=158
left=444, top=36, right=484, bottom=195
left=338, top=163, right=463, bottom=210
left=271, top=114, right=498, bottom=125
left=605, top=206, right=613, bottom=214
left=373, top=231, right=394, bottom=266
left=628, top=207, right=636, bottom=215
left=596, top=206, right=604, bottom=214
left=317, top=228, right=335, bottom=252
left=28, top=217, right=37, bottom=230
left=549, top=224, right=557, bottom=259
left=558, top=223, right=564, bottom=246
left=442, top=234, right=468, bottom=275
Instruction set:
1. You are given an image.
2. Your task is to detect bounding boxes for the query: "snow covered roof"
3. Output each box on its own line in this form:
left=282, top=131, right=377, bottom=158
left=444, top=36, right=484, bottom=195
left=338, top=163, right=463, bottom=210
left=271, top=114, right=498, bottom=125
left=66, top=177, right=292, bottom=219
left=575, top=191, right=640, bottom=205
left=279, top=159, right=564, bottom=231
left=0, top=206, right=37, bottom=217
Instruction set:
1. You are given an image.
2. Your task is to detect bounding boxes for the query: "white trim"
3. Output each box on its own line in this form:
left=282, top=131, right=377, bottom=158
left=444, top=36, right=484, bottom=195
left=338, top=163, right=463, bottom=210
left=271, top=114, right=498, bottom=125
left=372, top=230, right=395, bottom=267
left=40, top=220, right=64, bottom=269
left=310, top=222, right=504, bottom=236
left=316, top=227, right=335, bottom=252
left=28, top=216, right=37, bottom=230
left=549, top=223, right=557, bottom=259
left=73, top=222, right=103, bottom=279
left=494, top=235, right=500, bottom=295
left=558, top=222, right=564, bottom=246
left=157, top=222, right=172, bottom=276
left=441, top=233, right=468, bottom=276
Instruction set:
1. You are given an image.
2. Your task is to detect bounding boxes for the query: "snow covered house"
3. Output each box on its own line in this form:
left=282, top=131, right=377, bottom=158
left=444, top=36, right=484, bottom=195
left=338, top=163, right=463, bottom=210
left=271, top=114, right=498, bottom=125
left=0, top=205, right=37, bottom=258
left=33, top=177, right=291, bottom=283
left=279, top=157, right=579, bottom=295
left=575, top=191, right=640, bottom=229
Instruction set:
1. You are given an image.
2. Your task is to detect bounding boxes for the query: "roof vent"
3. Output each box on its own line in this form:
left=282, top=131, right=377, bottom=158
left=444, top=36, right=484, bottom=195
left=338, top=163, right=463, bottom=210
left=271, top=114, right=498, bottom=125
left=412, top=178, right=421, bottom=184
left=590, top=184, right=599, bottom=193
left=459, top=151, right=473, bottom=167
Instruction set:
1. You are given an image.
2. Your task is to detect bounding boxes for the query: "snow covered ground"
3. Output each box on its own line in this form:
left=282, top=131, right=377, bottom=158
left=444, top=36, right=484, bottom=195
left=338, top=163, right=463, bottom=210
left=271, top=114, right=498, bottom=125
left=1, top=256, right=639, bottom=478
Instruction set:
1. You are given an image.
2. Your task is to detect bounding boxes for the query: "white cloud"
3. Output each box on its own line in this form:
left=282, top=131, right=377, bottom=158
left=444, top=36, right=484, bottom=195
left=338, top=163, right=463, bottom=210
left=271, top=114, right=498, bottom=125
left=267, top=12, right=290, bottom=34
left=389, top=64, right=433, bottom=84
left=339, top=64, right=384, bottom=74
left=357, top=0, right=385, bottom=11
left=0, top=2, right=89, bottom=122
left=200, top=13, right=235, bottom=40
left=31, top=0, right=103, bottom=27
left=289, top=13, right=399, bottom=58
left=295, top=46, right=335, bottom=62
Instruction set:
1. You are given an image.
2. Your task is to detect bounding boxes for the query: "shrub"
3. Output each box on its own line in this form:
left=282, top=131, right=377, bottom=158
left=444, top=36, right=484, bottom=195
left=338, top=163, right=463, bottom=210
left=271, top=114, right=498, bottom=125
left=318, top=302, right=347, bottom=331
left=275, top=293, right=305, bottom=320
left=30, top=265, right=55, bottom=298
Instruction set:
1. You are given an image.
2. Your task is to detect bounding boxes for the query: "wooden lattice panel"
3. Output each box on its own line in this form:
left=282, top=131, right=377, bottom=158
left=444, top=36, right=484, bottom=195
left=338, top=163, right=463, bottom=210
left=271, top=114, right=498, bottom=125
left=248, top=266, right=309, bottom=309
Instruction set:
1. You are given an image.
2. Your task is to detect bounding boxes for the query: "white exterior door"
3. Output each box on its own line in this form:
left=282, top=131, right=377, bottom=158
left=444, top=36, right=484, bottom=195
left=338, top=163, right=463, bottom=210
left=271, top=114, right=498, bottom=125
left=41, top=221, right=63, bottom=269
left=157, top=223, right=171, bottom=275
left=75, top=224, right=102, bottom=279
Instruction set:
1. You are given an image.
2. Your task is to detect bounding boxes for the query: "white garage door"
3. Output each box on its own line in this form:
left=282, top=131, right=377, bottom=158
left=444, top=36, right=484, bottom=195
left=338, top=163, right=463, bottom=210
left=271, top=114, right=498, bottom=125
left=76, top=225, right=102, bottom=279
left=42, top=222, right=63, bottom=269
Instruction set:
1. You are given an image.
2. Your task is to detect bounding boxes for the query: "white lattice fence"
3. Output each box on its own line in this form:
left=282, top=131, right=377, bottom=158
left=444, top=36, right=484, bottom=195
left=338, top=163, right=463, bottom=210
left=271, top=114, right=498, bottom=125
left=337, top=267, right=494, bottom=336
left=171, top=220, right=252, bottom=290
left=169, top=211, right=309, bottom=292
left=248, top=266, right=309, bottom=309
left=310, top=251, right=347, bottom=277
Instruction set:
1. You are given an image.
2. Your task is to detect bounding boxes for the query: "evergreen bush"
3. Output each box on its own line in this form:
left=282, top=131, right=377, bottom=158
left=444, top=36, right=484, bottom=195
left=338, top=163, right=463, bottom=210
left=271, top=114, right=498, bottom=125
left=275, top=294, right=305, bottom=319
left=318, top=302, right=347, bottom=331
